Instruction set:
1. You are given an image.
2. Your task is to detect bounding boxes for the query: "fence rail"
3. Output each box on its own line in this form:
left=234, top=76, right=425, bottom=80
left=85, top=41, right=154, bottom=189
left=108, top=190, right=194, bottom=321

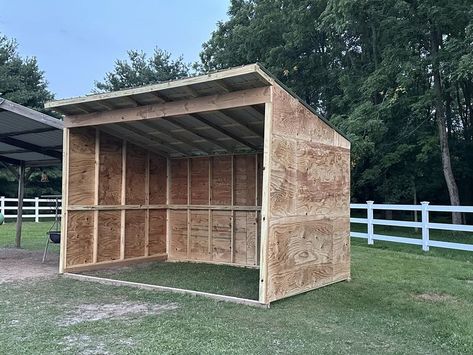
left=0, top=196, right=61, bottom=222
left=351, top=201, right=473, bottom=252
left=1, top=197, right=472, bottom=252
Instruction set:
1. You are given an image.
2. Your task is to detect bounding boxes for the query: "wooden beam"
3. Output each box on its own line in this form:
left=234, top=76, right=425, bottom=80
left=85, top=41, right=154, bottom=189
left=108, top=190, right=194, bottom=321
left=0, top=155, right=22, bottom=166
left=117, top=123, right=187, bottom=156
left=162, top=119, right=230, bottom=152
left=63, top=272, right=269, bottom=308
left=190, top=113, right=259, bottom=150
left=120, top=140, right=127, bottom=260
left=141, top=121, right=212, bottom=154
left=15, top=161, right=25, bottom=248
left=92, top=129, right=100, bottom=263
left=213, top=79, right=232, bottom=93
left=64, top=87, right=271, bottom=128
left=219, top=110, right=264, bottom=138
left=145, top=151, right=150, bottom=257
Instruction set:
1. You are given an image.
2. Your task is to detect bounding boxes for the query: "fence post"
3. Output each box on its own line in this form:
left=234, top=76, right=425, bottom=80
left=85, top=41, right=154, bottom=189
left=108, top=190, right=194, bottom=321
left=367, top=201, right=374, bottom=245
left=34, top=197, right=40, bottom=223
left=421, top=201, right=430, bottom=252
left=0, top=196, right=4, bottom=216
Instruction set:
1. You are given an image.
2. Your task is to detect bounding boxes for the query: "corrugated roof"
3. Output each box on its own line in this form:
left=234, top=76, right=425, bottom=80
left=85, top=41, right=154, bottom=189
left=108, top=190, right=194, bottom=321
left=0, top=98, right=63, bottom=166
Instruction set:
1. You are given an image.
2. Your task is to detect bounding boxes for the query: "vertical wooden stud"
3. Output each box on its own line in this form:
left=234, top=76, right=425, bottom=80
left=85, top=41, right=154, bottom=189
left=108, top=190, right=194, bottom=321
left=230, top=154, right=234, bottom=264
left=120, top=140, right=127, bottom=260
left=165, top=157, right=171, bottom=255
left=208, top=156, right=212, bottom=260
left=259, top=96, right=273, bottom=304
left=186, top=158, right=190, bottom=259
left=255, top=153, right=259, bottom=266
left=144, top=151, right=150, bottom=256
left=59, top=128, right=70, bottom=273
left=92, top=129, right=100, bottom=263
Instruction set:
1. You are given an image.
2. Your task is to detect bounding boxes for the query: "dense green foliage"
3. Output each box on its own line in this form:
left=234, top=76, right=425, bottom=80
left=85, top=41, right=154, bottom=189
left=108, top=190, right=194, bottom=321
left=201, top=0, right=473, bottom=206
left=95, top=49, right=191, bottom=92
left=0, top=34, right=60, bottom=197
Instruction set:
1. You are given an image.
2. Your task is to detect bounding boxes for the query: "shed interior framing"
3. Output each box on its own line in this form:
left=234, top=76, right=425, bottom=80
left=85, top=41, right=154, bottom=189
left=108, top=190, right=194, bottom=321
left=47, top=64, right=351, bottom=305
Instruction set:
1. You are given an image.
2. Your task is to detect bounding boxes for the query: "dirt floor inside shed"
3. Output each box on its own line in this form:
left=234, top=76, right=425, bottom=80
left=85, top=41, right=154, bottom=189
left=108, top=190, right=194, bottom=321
left=0, top=248, right=58, bottom=284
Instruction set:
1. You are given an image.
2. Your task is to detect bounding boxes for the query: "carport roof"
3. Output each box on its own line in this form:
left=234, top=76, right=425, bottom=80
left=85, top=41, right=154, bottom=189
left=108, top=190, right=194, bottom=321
left=0, top=98, right=63, bottom=167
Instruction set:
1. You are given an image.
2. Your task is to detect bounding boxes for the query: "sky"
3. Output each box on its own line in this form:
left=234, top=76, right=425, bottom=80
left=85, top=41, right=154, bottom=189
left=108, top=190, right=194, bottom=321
left=0, top=0, right=229, bottom=99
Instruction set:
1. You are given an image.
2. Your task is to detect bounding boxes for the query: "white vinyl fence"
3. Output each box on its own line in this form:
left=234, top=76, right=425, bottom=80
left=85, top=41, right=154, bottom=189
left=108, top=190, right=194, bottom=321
left=1, top=196, right=472, bottom=252
left=0, top=196, right=61, bottom=222
left=351, top=201, right=473, bottom=252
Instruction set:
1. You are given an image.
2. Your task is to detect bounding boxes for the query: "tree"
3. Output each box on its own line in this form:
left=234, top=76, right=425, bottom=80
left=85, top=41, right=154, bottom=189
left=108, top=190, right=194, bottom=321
left=0, top=34, right=53, bottom=110
left=95, top=48, right=191, bottom=92
left=201, top=0, right=473, bottom=221
left=0, top=33, right=59, bottom=198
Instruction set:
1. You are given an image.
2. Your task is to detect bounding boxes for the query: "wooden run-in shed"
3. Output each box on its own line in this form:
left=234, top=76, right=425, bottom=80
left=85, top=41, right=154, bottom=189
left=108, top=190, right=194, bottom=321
left=46, top=64, right=350, bottom=305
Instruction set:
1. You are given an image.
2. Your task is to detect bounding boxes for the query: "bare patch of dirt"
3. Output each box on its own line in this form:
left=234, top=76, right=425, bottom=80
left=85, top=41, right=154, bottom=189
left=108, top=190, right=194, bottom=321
left=59, top=334, right=135, bottom=355
left=413, top=292, right=455, bottom=302
left=0, top=248, right=58, bottom=284
left=58, top=301, right=179, bottom=326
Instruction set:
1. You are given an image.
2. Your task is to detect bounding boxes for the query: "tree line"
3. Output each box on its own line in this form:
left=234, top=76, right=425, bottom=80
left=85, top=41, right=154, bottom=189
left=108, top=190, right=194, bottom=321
left=1, top=0, right=472, bottom=221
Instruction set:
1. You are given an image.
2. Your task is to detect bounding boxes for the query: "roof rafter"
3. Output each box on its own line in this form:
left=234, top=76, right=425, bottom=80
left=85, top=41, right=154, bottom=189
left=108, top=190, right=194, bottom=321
left=0, top=137, right=62, bottom=159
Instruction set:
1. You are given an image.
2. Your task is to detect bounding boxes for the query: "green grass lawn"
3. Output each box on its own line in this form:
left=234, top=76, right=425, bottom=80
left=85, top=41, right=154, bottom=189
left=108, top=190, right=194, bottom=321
left=1, top=222, right=473, bottom=353
left=0, top=221, right=59, bottom=251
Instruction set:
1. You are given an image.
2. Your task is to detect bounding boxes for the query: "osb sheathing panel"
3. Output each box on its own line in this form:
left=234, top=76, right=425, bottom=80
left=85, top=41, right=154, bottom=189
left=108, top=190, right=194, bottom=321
left=68, top=128, right=96, bottom=205
left=125, top=210, right=146, bottom=258
left=126, top=144, right=146, bottom=205
left=97, top=210, right=121, bottom=262
left=66, top=211, right=94, bottom=266
left=264, top=85, right=350, bottom=303
left=98, top=133, right=122, bottom=205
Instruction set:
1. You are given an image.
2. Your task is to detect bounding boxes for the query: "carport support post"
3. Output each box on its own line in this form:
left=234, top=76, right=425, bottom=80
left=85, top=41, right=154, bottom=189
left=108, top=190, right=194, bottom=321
left=15, top=161, right=25, bottom=248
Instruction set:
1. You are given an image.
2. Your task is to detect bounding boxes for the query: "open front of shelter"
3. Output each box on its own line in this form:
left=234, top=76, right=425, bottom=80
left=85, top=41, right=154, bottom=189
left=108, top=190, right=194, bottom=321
left=47, top=64, right=351, bottom=306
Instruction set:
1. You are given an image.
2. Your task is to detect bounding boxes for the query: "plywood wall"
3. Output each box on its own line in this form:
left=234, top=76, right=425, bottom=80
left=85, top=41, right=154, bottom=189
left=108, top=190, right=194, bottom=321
left=260, top=85, right=351, bottom=304
left=64, top=128, right=167, bottom=272
left=64, top=127, right=263, bottom=272
left=167, top=154, right=262, bottom=267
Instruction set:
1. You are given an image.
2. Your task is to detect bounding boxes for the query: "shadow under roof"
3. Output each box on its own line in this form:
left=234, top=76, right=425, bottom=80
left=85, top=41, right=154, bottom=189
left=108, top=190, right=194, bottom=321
left=0, top=99, right=63, bottom=167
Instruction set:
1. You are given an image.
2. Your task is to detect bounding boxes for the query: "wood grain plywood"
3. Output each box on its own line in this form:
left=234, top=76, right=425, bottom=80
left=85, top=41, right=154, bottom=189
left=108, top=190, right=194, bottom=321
left=170, top=159, right=188, bottom=204
left=98, top=132, right=122, bottom=205
left=126, top=144, right=146, bottom=205
left=295, top=140, right=350, bottom=218
left=234, top=155, right=256, bottom=206
left=68, top=128, right=96, bottom=205
left=169, top=210, right=187, bottom=258
left=189, top=210, right=209, bottom=260
left=149, top=154, right=167, bottom=204
left=190, top=157, right=209, bottom=205
left=124, top=210, right=145, bottom=258
left=234, top=211, right=258, bottom=265
left=263, top=85, right=351, bottom=303
left=66, top=211, right=94, bottom=266
left=211, top=156, right=231, bottom=205
left=97, top=210, right=121, bottom=262
left=211, top=211, right=231, bottom=262
left=149, top=209, right=166, bottom=255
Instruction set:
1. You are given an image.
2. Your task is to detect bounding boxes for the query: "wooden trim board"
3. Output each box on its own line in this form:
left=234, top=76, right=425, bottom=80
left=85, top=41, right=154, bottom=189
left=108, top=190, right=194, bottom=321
left=63, top=272, right=269, bottom=308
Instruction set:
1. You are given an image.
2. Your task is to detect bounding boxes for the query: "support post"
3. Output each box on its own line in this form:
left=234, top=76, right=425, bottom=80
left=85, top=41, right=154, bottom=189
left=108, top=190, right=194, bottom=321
left=367, top=201, right=374, bottom=245
left=421, top=201, right=430, bottom=252
left=34, top=196, right=40, bottom=222
left=15, top=161, right=25, bottom=248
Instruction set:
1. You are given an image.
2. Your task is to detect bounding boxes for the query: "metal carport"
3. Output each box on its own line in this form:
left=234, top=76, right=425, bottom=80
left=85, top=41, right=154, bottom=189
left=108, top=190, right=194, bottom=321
left=0, top=98, right=63, bottom=247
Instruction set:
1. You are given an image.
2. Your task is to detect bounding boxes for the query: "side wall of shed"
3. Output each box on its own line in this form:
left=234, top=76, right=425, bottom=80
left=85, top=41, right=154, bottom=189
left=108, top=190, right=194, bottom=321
left=260, top=85, right=351, bottom=304
left=63, top=128, right=167, bottom=272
